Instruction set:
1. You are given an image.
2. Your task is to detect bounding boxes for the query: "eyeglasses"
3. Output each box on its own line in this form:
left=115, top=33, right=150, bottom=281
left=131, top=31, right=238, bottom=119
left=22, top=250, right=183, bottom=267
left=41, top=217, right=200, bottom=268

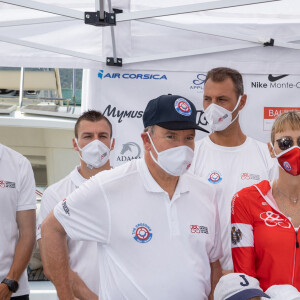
left=276, top=137, right=300, bottom=151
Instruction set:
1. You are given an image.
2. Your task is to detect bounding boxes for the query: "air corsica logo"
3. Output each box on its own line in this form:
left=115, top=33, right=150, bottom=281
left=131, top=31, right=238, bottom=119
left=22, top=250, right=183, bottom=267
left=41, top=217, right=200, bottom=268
left=132, top=223, right=152, bottom=243
left=98, top=70, right=167, bottom=80
left=208, top=171, right=222, bottom=184
left=117, top=142, right=142, bottom=162
left=174, top=98, right=192, bottom=116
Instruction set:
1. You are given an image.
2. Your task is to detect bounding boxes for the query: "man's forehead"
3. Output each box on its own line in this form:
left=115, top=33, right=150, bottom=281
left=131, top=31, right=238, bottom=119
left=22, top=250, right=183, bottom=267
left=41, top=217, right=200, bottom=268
left=78, top=119, right=111, bottom=134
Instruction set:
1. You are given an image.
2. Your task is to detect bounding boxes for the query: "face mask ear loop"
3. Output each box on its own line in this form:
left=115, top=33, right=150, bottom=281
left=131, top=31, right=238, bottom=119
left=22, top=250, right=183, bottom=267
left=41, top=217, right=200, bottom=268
left=75, top=138, right=84, bottom=161
left=270, top=142, right=278, bottom=157
left=230, top=96, right=242, bottom=124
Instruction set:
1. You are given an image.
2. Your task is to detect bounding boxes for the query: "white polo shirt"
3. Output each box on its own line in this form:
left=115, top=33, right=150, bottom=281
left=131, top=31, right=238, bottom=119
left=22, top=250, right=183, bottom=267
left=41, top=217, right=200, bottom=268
left=54, top=158, right=222, bottom=300
left=0, top=143, right=36, bottom=297
left=37, top=166, right=99, bottom=296
left=189, top=136, right=278, bottom=270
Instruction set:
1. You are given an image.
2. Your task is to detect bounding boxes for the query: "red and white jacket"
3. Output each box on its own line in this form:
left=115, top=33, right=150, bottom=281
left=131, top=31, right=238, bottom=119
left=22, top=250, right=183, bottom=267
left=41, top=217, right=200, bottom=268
left=231, top=180, right=300, bottom=291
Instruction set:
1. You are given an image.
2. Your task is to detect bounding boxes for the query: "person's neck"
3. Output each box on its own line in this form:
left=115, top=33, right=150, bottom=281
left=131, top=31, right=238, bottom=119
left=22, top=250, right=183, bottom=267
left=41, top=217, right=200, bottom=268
left=276, top=169, right=300, bottom=200
left=79, top=160, right=111, bottom=179
left=209, top=122, right=246, bottom=147
left=145, top=153, right=179, bottom=200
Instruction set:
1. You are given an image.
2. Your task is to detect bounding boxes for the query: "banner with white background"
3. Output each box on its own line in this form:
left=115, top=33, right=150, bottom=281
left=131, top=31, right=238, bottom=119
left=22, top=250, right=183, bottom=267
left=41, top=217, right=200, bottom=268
left=82, top=68, right=300, bottom=167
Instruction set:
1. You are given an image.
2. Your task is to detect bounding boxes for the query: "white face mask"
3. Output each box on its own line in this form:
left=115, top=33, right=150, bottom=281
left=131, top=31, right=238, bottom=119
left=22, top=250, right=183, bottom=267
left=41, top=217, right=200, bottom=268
left=76, top=139, right=110, bottom=170
left=204, top=96, right=241, bottom=132
left=147, top=132, right=194, bottom=176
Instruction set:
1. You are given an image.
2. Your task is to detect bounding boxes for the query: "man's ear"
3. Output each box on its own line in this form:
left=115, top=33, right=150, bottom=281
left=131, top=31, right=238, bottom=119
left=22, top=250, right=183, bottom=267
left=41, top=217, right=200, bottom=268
left=110, top=138, right=115, bottom=151
left=268, top=142, right=276, bottom=158
left=141, top=132, right=152, bottom=152
left=73, top=138, right=79, bottom=151
left=239, top=94, right=247, bottom=110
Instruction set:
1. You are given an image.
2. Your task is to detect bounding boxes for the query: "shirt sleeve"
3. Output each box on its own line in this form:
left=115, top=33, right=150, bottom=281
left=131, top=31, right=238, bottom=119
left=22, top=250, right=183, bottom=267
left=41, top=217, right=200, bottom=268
left=53, top=175, right=110, bottom=244
left=17, top=156, right=36, bottom=211
left=209, top=191, right=223, bottom=263
left=231, top=191, right=256, bottom=277
left=37, top=188, right=60, bottom=240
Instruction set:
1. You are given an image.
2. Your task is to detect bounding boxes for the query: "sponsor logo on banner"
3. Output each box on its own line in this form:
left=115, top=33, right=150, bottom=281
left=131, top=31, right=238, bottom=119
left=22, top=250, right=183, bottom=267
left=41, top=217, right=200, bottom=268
left=97, top=70, right=167, bottom=80
left=231, top=226, right=242, bottom=245
left=132, top=223, right=152, bottom=243
left=260, top=211, right=291, bottom=228
left=190, top=225, right=209, bottom=234
left=263, top=107, right=300, bottom=131
left=251, top=74, right=300, bottom=89
left=103, top=105, right=143, bottom=123
left=117, top=142, right=142, bottom=162
left=196, top=110, right=208, bottom=127
left=208, top=171, right=222, bottom=184
left=190, top=73, right=206, bottom=92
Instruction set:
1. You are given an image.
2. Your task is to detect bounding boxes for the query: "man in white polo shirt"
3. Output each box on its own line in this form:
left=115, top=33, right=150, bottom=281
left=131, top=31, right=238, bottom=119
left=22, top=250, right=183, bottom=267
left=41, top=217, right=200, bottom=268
left=42, top=94, right=223, bottom=300
left=0, top=144, right=36, bottom=300
left=189, top=67, right=277, bottom=273
left=37, top=110, right=115, bottom=299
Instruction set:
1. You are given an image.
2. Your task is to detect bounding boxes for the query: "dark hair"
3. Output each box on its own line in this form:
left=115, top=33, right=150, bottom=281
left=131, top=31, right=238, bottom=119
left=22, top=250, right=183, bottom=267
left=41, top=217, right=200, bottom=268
left=205, top=67, right=244, bottom=98
left=75, top=110, right=112, bottom=138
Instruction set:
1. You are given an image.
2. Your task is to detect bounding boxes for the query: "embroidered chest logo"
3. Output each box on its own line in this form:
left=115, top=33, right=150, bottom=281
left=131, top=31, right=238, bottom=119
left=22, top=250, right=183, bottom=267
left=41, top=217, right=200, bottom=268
left=132, top=223, right=152, bottom=243
left=240, top=173, right=260, bottom=181
left=260, top=211, right=291, bottom=228
left=190, top=225, right=208, bottom=234
left=208, top=171, right=222, bottom=184
left=231, top=226, right=242, bottom=245
left=0, top=180, right=16, bottom=188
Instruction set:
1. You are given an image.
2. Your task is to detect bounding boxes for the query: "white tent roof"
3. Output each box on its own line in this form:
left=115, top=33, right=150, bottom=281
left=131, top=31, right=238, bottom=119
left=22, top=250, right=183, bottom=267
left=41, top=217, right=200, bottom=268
left=0, top=0, right=299, bottom=74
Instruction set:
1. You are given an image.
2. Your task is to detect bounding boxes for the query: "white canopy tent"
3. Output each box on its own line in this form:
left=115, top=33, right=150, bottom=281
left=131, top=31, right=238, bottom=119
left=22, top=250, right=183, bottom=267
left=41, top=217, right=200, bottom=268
left=0, top=0, right=299, bottom=73
left=0, top=0, right=299, bottom=165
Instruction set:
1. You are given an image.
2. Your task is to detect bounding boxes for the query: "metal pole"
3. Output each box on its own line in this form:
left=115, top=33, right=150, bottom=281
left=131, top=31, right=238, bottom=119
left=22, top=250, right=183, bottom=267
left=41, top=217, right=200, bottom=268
left=19, top=67, right=24, bottom=108
left=99, top=0, right=104, bottom=20
left=107, top=0, right=117, bottom=63
left=72, top=69, right=76, bottom=105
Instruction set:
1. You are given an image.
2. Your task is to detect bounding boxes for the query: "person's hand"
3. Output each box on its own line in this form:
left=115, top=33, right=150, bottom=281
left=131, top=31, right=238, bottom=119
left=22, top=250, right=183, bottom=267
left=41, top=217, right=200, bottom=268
left=0, top=283, right=13, bottom=300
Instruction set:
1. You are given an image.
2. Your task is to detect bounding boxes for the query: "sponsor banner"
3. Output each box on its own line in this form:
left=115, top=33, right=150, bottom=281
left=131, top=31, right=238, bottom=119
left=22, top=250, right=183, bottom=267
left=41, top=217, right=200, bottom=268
left=82, top=69, right=300, bottom=167
left=263, top=107, right=300, bottom=131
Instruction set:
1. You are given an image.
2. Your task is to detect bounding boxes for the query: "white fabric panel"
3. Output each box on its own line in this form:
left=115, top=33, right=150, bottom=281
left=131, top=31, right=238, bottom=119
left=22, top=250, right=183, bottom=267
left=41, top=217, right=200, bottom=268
left=82, top=68, right=300, bottom=167
left=231, top=223, right=254, bottom=248
left=0, top=0, right=299, bottom=72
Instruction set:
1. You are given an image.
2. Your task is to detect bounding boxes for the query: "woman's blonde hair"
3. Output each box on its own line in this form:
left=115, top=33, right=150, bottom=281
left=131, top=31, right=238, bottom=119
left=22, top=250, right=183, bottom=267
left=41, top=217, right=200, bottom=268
left=271, top=110, right=300, bottom=144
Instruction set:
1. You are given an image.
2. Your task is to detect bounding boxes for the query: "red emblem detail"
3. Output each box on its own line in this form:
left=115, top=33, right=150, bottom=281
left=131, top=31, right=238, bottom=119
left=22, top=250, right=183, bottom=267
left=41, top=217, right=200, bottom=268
left=190, top=225, right=200, bottom=233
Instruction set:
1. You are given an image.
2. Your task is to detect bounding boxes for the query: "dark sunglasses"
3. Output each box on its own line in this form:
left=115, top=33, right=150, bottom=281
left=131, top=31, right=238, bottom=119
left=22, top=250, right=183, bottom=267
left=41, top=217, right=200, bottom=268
left=276, top=137, right=300, bottom=151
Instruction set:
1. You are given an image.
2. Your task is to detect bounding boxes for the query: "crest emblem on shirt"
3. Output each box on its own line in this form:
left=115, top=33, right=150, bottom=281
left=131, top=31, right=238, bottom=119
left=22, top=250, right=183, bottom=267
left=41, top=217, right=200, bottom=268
left=208, top=171, right=222, bottom=184
left=231, top=226, right=242, bottom=245
left=132, top=223, right=152, bottom=243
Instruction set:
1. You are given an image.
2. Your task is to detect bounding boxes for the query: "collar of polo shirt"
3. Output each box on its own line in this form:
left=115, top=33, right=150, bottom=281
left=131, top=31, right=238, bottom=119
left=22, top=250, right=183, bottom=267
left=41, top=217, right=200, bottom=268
left=139, top=158, right=190, bottom=195
left=70, top=165, right=86, bottom=188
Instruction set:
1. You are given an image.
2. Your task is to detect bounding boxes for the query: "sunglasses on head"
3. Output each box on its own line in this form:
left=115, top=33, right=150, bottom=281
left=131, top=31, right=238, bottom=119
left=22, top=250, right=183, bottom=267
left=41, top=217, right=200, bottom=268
left=276, top=136, right=300, bottom=151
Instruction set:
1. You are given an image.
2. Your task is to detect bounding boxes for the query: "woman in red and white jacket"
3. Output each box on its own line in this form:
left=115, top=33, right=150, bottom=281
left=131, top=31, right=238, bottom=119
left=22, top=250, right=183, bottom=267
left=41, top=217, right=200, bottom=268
left=231, top=110, right=300, bottom=291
